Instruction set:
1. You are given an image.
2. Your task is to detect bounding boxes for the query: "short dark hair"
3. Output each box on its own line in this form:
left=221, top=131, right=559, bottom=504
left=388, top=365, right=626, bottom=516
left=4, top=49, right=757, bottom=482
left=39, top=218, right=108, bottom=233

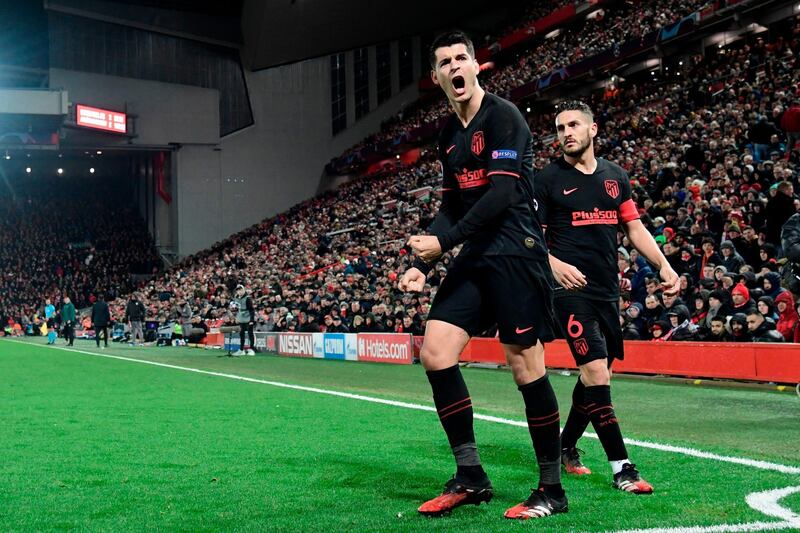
left=710, top=316, right=726, bottom=324
left=429, top=31, right=475, bottom=69
left=555, top=99, right=594, bottom=122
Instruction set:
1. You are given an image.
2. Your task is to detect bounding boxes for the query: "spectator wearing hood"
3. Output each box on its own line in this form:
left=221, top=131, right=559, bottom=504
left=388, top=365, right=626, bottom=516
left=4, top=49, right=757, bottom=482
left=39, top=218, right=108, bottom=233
left=679, top=247, right=700, bottom=281
left=760, top=271, right=784, bottom=299
left=704, top=289, right=732, bottom=328
left=730, top=283, right=757, bottom=315
left=664, top=304, right=696, bottom=341
left=363, top=313, right=379, bottom=332
left=756, top=296, right=779, bottom=322
left=746, top=311, right=784, bottom=342
left=678, top=273, right=698, bottom=302
left=690, top=290, right=710, bottom=325
left=630, top=256, right=654, bottom=303
left=622, top=302, right=647, bottom=340
left=729, top=313, right=752, bottom=342
left=712, top=265, right=728, bottom=287
left=649, top=320, right=671, bottom=342
left=774, top=291, right=798, bottom=341
left=621, top=312, right=641, bottom=340
left=719, top=241, right=745, bottom=274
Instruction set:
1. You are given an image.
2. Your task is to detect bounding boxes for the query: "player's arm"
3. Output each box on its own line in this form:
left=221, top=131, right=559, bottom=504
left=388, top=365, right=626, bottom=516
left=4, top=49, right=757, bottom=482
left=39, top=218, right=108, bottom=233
left=618, top=180, right=679, bottom=295
left=432, top=174, right=516, bottom=253
left=401, top=149, right=461, bottom=292
left=623, top=219, right=679, bottom=295
left=410, top=184, right=461, bottom=269
left=547, top=249, right=587, bottom=290
left=400, top=143, right=462, bottom=276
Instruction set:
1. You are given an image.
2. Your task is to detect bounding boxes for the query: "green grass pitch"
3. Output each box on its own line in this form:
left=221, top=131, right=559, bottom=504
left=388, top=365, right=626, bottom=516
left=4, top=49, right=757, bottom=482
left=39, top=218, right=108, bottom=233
left=1, top=338, right=798, bottom=531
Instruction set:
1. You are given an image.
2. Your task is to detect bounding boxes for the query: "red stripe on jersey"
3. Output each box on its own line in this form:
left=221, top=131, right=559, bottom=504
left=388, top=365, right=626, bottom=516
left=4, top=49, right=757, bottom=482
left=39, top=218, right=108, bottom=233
left=446, top=144, right=456, bottom=154
left=487, top=170, right=521, bottom=178
left=619, top=199, right=639, bottom=222
left=571, top=219, right=618, bottom=226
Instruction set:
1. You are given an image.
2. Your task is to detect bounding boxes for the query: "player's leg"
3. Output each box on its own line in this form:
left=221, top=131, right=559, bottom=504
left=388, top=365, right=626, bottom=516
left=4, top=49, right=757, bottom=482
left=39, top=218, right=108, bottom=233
left=593, top=302, right=653, bottom=494
left=554, top=296, right=603, bottom=476
left=485, top=257, right=566, bottom=519
left=418, top=262, right=492, bottom=516
left=502, top=340, right=568, bottom=519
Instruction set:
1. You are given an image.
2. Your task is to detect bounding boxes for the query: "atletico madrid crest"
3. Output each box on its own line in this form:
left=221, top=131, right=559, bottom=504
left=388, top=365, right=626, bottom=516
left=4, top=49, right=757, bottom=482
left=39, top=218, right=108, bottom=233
left=471, top=131, right=485, bottom=156
left=604, top=179, right=619, bottom=199
left=574, top=338, right=589, bottom=356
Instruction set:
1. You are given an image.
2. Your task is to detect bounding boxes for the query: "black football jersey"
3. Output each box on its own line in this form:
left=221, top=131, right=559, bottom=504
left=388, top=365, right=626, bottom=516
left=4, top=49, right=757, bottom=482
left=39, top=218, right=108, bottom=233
left=534, top=157, right=639, bottom=301
left=433, top=92, right=547, bottom=262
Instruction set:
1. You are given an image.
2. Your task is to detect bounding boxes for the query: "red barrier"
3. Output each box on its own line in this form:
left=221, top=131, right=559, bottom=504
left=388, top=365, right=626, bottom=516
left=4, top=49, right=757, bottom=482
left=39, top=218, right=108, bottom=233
left=414, top=337, right=800, bottom=383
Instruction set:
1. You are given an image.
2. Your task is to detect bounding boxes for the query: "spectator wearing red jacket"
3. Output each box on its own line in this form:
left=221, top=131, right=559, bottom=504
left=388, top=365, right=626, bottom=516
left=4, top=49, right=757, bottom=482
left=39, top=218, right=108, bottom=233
left=775, top=291, right=798, bottom=342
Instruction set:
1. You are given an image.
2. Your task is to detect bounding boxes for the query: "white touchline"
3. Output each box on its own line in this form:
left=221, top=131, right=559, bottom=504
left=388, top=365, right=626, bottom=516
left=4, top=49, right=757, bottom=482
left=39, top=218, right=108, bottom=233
left=5, top=340, right=800, bottom=533
left=6, top=340, right=799, bottom=476
left=612, top=486, right=800, bottom=533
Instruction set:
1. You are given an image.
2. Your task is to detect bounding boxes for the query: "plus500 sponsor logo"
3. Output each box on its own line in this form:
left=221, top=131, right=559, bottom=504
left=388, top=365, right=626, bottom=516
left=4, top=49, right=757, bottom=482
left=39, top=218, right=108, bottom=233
left=278, top=333, right=314, bottom=357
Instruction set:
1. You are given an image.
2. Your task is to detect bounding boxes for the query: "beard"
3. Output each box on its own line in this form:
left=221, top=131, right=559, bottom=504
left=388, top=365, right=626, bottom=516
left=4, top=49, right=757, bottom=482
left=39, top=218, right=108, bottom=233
left=561, top=135, right=592, bottom=157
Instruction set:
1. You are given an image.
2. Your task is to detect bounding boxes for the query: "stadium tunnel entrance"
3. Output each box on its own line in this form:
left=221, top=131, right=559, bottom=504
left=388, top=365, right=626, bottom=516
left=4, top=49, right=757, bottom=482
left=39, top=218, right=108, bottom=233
left=0, top=144, right=175, bottom=268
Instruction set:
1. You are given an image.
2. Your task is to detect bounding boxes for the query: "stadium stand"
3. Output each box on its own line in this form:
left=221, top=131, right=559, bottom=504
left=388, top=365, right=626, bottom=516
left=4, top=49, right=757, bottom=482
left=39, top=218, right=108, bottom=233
left=4, top=6, right=798, bottom=346
left=329, top=0, right=717, bottom=174
left=86, top=18, right=797, bottom=346
left=0, top=175, right=161, bottom=334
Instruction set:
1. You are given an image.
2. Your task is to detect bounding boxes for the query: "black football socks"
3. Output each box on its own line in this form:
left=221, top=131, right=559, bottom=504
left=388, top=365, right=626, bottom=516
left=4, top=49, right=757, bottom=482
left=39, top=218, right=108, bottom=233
left=427, top=364, right=488, bottom=484
left=519, top=375, right=564, bottom=498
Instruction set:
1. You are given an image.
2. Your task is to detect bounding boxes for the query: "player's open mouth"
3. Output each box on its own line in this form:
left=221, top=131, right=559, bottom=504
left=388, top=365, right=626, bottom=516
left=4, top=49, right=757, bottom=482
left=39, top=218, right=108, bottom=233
left=452, top=75, right=466, bottom=96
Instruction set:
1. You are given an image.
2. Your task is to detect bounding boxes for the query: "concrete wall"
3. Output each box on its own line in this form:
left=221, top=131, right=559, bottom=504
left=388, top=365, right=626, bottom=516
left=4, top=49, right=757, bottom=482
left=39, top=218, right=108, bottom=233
left=49, top=41, right=422, bottom=257
left=49, top=68, right=220, bottom=146
left=214, top=50, right=421, bottom=246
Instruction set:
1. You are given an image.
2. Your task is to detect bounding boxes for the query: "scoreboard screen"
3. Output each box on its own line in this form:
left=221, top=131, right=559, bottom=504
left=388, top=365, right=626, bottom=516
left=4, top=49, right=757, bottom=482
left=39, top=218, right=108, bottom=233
left=76, top=104, right=127, bottom=134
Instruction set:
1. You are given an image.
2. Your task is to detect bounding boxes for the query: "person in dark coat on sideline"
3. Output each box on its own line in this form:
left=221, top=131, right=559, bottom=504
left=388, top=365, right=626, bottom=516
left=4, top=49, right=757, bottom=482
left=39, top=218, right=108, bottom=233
left=92, top=293, right=111, bottom=348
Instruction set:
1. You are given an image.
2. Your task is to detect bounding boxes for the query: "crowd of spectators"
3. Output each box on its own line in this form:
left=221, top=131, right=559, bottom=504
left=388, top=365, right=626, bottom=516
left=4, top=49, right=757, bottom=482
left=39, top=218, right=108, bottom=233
left=0, top=175, right=161, bottom=331
left=77, top=23, right=796, bottom=346
left=4, top=14, right=799, bottom=347
left=332, top=0, right=715, bottom=173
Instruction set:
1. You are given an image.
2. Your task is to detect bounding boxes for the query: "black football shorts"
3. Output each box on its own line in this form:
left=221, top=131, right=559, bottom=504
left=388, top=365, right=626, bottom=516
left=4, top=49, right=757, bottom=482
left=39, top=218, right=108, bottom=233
left=427, top=255, right=556, bottom=346
left=553, top=294, right=624, bottom=366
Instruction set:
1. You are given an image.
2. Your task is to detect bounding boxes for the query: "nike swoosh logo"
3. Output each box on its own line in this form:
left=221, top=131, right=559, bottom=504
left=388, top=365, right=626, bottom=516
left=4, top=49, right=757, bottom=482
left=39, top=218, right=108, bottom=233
left=515, top=326, right=534, bottom=334
left=563, top=188, right=578, bottom=195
